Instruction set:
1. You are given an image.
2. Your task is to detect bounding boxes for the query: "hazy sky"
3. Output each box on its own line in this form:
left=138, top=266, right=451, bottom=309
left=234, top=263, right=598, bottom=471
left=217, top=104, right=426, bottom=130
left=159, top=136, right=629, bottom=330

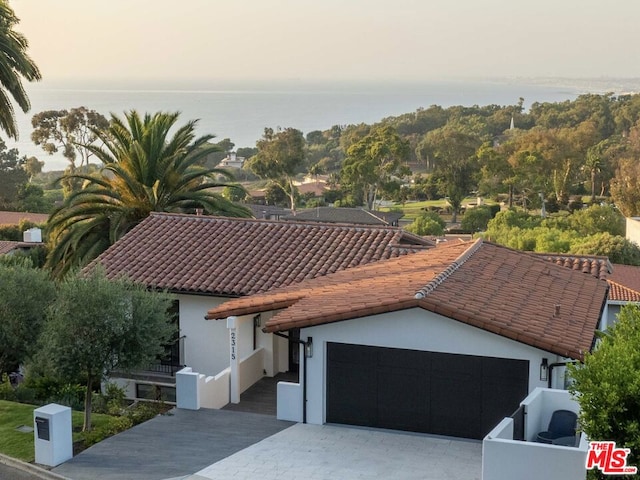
left=11, top=0, right=640, bottom=84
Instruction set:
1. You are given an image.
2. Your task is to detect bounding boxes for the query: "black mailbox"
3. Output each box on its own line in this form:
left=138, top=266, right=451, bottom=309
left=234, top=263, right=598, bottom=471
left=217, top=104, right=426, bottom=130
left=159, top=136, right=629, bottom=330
left=35, top=416, right=50, bottom=441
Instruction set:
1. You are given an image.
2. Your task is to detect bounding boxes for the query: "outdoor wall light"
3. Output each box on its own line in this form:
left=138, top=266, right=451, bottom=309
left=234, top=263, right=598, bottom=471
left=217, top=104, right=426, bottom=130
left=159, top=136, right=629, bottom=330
left=305, top=337, right=313, bottom=358
left=540, top=358, right=548, bottom=382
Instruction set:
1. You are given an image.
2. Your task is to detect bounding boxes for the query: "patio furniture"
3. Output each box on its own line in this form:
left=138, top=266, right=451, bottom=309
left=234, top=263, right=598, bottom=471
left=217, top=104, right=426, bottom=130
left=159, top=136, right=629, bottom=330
left=536, top=410, right=577, bottom=444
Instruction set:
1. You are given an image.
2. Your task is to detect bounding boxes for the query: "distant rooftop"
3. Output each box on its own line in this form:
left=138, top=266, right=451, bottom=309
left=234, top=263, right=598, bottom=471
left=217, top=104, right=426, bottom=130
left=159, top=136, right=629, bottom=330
left=0, top=211, right=49, bottom=225
left=283, top=207, right=403, bottom=226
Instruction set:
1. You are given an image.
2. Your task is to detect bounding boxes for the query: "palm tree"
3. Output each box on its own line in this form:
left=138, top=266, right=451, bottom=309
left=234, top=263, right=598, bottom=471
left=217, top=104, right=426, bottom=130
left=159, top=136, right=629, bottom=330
left=46, top=110, right=251, bottom=276
left=0, top=2, right=41, bottom=139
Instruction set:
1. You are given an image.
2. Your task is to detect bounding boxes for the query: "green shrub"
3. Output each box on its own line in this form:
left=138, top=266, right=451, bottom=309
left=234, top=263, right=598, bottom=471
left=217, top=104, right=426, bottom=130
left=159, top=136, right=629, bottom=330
left=405, top=211, right=446, bottom=236
left=461, top=206, right=492, bottom=232
left=80, top=416, right=134, bottom=447
left=0, top=375, right=16, bottom=401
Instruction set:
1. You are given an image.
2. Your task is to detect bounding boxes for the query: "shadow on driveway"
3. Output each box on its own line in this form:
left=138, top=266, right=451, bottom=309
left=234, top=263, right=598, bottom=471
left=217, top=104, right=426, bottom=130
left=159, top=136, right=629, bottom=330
left=52, top=408, right=294, bottom=480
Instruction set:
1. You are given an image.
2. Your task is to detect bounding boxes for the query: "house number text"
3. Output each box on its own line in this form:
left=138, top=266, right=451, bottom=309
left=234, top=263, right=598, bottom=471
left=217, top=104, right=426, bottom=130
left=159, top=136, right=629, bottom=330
left=230, top=331, right=237, bottom=360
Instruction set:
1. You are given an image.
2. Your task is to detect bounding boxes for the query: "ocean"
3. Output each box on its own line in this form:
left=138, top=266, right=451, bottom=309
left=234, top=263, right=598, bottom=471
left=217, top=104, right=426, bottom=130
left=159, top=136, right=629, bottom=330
left=9, top=78, right=587, bottom=171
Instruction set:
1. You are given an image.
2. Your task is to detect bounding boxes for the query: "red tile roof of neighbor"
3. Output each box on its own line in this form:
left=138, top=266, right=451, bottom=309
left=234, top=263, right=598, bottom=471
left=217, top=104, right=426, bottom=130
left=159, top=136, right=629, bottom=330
left=90, top=212, right=434, bottom=296
left=609, top=264, right=640, bottom=293
left=0, top=241, right=20, bottom=255
left=206, top=239, right=609, bottom=360
left=534, top=253, right=612, bottom=280
left=607, top=280, right=640, bottom=303
left=0, top=211, right=49, bottom=225
left=0, top=240, right=43, bottom=255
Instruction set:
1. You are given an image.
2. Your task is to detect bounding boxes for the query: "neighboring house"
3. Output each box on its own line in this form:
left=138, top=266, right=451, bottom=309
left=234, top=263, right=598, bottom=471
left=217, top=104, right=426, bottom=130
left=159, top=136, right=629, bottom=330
left=206, top=239, right=608, bottom=440
left=89, top=212, right=434, bottom=400
left=604, top=263, right=640, bottom=329
left=295, top=182, right=327, bottom=200
left=0, top=228, right=44, bottom=255
left=0, top=240, right=40, bottom=255
left=216, top=152, right=245, bottom=169
left=245, top=204, right=290, bottom=220
left=283, top=207, right=403, bottom=226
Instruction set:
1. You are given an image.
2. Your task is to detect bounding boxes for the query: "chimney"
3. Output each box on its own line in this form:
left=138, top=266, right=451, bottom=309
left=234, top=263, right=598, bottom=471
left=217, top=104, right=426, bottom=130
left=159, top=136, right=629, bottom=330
left=23, top=227, right=42, bottom=243
left=554, top=304, right=561, bottom=317
left=195, top=208, right=204, bottom=216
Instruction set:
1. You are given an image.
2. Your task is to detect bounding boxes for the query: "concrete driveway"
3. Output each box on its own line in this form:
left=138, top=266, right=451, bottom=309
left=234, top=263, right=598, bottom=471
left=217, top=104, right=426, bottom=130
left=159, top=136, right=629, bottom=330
left=189, top=423, right=482, bottom=480
left=52, top=408, right=482, bottom=480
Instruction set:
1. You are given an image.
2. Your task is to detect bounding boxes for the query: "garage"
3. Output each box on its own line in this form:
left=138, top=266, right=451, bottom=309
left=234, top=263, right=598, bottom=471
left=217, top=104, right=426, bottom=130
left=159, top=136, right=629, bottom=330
left=326, top=342, right=529, bottom=439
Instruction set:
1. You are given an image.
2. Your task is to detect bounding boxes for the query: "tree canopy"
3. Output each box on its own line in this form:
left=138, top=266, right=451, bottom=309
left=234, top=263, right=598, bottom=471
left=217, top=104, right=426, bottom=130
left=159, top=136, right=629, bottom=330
left=245, top=127, right=305, bottom=211
left=37, top=269, right=175, bottom=431
left=341, top=124, right=410, bottom=210
left=31, top=107, right=110, bottom=191
left=569, top=304, right=640, bottom=469
left=46, top=110, right=251, bottom=276
left=0, top=261, right=56, bottom=376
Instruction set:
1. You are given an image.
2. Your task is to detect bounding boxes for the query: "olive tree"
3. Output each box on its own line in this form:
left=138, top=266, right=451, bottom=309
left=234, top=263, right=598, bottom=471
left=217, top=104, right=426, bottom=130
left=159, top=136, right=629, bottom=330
left=38, top=269, right=175, bottom=431
left=0, top=261, right=56, bottom=376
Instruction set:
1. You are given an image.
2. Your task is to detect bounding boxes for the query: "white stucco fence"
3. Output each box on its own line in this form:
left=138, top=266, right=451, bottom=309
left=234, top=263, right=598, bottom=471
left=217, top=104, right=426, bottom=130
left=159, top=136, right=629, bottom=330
left=239, top=348, right=265, bottom=393
left=176, top=367, right=230, bottom=410
left=482, top=388, right=587, bottom=480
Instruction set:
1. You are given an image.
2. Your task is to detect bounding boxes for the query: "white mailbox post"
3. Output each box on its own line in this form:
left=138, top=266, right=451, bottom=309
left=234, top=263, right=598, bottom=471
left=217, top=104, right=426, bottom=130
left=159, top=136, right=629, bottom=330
left=34, top=403, right=73, bottom=467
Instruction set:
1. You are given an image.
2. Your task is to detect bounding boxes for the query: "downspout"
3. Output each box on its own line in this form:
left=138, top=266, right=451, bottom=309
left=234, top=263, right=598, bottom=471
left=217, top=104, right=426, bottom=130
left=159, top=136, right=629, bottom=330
left=547, top=361, right=578, bottom=389
left=273, top=331, right=309, bottom=424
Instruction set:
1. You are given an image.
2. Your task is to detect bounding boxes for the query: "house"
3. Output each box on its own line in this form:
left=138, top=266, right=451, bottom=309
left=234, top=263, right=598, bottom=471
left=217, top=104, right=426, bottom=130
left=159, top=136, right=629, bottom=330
left=283, top=207, right=403, bottom=226
left=245, top=204, right=290, bottom=220
left=205, top=239, right=608, bottom=440
left=216, top=152, right=245, bottom=169
left=0, top=228, right=44, bottom=256
left=89, top=212, right=434, bottom=400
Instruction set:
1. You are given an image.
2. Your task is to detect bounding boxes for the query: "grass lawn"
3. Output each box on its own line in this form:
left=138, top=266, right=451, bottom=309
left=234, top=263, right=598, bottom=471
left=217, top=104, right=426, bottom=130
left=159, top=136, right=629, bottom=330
left=0, top=400, right=118, bottom=462
left=379, top=197, right=492, bottom=221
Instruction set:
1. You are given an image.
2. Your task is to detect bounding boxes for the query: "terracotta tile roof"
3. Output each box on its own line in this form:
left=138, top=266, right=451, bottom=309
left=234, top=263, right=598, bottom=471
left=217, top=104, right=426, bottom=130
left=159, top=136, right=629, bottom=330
left=608, top=264, right=640, bottom=292
left=89, top=212, right=434, bottom=296
left=0, top=241, right=43, bottom=255
left=535, top=253, right=612, bottom=280
left=0, top=241, right=20, bottom=255
left=0, top=211, right=49, bottom=225
left=607, top=280, right=640, bottom=303
left=206, top=240, right=608, bottom=360
left=283, top=207, right=402, bottom=226
left=535, top=256, right=640, bottom=302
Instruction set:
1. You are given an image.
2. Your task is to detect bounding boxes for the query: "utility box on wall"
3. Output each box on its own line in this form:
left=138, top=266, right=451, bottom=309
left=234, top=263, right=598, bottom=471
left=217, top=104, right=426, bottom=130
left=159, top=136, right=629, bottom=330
left=33, top=403, right=73, bottom=467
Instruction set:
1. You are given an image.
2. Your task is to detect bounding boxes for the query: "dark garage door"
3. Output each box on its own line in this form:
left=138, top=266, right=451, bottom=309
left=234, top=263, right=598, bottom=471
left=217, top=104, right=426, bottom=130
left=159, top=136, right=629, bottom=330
left=326, top=343, right=529, bottom=439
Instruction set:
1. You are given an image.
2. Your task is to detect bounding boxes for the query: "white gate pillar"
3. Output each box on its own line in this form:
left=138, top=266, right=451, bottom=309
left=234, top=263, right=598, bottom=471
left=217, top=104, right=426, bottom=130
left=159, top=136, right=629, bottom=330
left=227, top=316, right=240, bottom=403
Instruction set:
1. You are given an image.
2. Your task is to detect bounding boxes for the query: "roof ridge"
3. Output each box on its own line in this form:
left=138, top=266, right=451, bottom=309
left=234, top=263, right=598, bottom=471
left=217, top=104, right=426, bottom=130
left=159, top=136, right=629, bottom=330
left=150, top=211, right=408, bottom=232
left=414, top=238, right=482, bottom=299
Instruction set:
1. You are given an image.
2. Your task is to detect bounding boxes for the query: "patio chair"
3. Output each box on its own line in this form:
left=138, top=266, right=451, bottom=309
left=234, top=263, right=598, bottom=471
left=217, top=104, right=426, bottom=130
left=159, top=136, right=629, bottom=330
left=536, top=409, right=577, bottom=444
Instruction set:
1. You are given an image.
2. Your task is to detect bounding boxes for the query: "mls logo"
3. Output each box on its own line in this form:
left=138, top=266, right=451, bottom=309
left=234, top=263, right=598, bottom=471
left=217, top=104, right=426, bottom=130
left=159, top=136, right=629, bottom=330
left=586, top=441, right=638, bottom=475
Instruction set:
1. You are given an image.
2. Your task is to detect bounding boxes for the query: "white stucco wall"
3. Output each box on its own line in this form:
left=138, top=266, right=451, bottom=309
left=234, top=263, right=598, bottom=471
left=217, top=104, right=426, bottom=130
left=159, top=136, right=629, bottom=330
left=301, top=308, right=559, bottom=425
left=626, top=217, right=640, bottom=246
left=179, top=295, right=289, bottom=378
left=179, top=294, right=230, bottom=376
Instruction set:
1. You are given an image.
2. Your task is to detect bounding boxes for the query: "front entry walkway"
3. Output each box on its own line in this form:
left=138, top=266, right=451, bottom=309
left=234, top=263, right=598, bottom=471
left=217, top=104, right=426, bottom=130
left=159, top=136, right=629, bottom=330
left=222, top=372, right=298, bottom=415
left=189, top=423, right=482, bottom=480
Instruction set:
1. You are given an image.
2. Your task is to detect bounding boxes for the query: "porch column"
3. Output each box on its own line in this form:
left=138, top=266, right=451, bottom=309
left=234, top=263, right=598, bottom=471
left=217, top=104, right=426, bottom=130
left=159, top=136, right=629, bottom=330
left=227, top=316, right=240, bottom=403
